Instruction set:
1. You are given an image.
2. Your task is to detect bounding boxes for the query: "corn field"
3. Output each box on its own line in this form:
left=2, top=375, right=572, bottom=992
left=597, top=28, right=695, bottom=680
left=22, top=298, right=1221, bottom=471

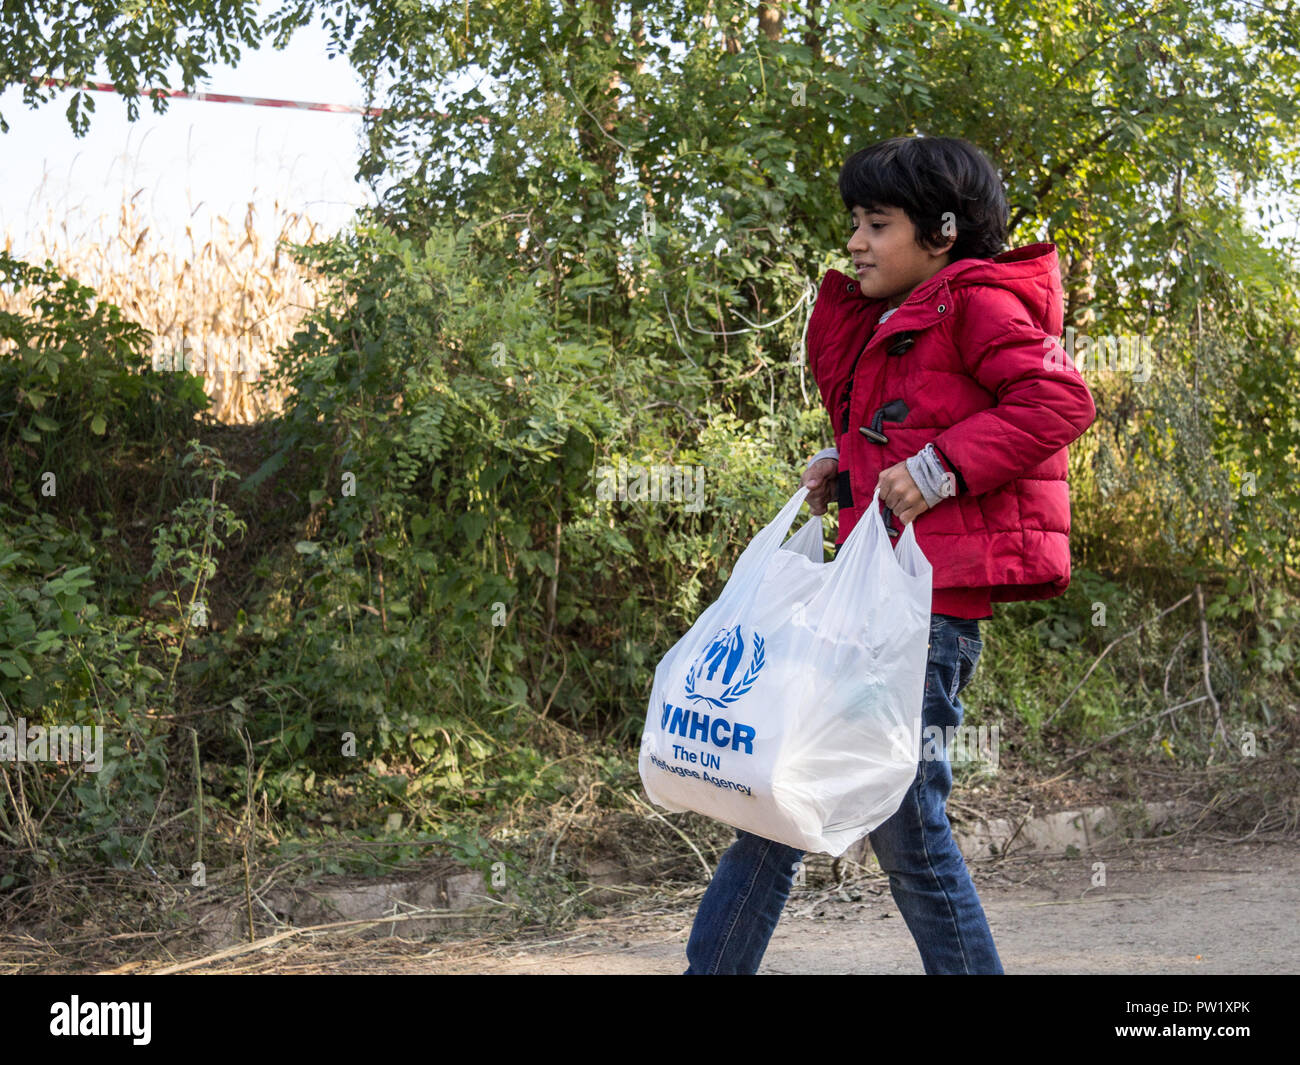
left=1, top=191, right=323, bottom=424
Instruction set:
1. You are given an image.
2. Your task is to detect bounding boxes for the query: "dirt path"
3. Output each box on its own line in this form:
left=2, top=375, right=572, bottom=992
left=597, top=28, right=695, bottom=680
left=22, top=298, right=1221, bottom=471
left=411, top=839, right=1297, bottom=974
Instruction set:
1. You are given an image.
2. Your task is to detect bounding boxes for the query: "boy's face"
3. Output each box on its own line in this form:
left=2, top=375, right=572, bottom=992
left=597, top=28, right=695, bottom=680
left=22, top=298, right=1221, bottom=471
left=847, top=204, right=953, bottom=309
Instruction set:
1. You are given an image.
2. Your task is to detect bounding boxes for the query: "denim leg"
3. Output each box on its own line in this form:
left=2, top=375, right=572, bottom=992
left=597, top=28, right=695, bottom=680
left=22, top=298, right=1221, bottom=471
left=684, top=829, right=805, bottom=974
left=867, top=614, right=1003, bottom=974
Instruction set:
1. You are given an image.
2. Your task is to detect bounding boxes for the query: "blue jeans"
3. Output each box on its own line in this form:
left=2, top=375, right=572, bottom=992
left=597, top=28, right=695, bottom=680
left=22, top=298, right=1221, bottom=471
left=684, top=613, right=1003, bottom=974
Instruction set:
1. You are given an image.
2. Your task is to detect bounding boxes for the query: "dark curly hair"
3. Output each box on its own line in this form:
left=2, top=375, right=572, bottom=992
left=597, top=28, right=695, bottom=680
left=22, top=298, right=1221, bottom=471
left=838, top=136, right=1008, bottom=260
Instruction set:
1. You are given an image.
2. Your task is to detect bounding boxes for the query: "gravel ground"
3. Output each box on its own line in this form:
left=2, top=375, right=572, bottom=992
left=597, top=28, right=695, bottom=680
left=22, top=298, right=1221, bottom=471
left=411, top=838, right=1298, bottom=975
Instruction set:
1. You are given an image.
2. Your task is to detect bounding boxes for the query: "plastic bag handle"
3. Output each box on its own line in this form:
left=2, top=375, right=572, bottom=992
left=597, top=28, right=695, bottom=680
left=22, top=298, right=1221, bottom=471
left=669, top=486, right=812, bottom=668
left=781, top=511, right=826, bottom=563
left=832, top=485, right=901, bottom=558
left=727, top=485, right=811, bottom=588
left=815, top=485, right=922, bottom=605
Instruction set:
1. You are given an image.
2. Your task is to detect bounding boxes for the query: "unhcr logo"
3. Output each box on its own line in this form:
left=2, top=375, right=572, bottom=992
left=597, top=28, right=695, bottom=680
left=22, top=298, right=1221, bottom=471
left=683, top=624, right=765, bottom=710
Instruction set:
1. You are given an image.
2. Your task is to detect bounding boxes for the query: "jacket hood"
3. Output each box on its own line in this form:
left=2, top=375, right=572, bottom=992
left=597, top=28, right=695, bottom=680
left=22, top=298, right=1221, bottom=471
left=916, top=241, right=1062, bottom=335
left=840, top=241, right=1063, bottom=336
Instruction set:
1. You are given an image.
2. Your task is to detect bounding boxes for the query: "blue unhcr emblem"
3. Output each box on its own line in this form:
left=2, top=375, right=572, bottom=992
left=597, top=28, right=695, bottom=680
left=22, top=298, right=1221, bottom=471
left=684, top=625, right=765, bottom=709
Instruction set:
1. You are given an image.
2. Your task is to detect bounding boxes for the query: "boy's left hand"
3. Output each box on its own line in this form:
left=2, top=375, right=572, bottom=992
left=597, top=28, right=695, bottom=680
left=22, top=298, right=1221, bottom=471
left=877, top=462, right=930, bottom=525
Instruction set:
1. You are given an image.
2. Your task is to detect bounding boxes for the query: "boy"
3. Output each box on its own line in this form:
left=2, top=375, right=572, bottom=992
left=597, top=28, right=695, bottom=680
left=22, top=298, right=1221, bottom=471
left=684, top=136, right=1096, bottom=975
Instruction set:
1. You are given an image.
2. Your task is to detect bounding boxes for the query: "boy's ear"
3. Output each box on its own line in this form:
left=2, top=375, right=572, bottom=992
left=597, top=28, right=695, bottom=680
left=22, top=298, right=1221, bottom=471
left=918, top=215, right=958, bottom=257
left=921, top=234, right=957, bottom=261
left=930, top=234, right=957, bottom=259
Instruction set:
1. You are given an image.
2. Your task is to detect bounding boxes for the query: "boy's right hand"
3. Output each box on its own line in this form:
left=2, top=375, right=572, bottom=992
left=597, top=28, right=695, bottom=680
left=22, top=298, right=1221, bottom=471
left=801, top=457, right=838, bottom=516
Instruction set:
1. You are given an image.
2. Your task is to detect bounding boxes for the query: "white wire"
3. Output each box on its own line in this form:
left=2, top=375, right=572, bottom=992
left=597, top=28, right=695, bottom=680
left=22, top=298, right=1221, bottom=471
left=676, top=279, right=814, bottom=336
left=660, top=277, right=820, bottom=409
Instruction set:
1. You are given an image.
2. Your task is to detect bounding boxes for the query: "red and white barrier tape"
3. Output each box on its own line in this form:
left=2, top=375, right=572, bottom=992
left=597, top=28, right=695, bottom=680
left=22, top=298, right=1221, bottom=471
left=39, top=77, right=387, bottom=116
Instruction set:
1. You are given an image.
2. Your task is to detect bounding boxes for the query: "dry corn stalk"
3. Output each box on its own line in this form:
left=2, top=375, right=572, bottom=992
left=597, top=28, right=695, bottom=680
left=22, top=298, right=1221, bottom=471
left=1, top=191, right=326, bottom=424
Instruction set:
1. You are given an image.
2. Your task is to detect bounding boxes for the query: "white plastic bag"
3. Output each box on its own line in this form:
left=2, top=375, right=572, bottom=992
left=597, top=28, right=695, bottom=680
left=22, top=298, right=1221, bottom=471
left=638, top=485, right=933, bottom=856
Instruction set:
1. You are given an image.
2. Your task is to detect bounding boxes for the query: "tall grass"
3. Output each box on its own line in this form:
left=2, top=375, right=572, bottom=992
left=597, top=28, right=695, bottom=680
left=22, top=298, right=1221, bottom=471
left=1, top=190, right=324, bottom=424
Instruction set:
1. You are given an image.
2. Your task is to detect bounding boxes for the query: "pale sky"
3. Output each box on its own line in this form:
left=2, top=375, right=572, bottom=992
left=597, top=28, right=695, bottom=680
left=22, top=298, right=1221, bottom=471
left=0, top=7, right=1293, bottom=265
left=0, top=4, right=376, bottom=261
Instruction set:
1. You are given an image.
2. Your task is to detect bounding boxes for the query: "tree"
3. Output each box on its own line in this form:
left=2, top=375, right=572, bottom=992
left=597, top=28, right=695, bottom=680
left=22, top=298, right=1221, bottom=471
left=329, top=0, right=1300, bottom=572
left=0, top=0, right=314, bottom=134
left=7, top=0, right=1300, bottom=712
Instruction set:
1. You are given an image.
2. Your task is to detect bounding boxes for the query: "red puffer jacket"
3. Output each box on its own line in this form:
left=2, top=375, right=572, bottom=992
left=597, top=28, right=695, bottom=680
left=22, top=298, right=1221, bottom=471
left=806, top=243, right=1097, bottom=618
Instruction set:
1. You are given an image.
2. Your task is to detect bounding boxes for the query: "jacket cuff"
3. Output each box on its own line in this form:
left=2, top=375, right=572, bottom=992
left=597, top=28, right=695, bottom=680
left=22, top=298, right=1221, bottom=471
left=806, top=446, right=839, bottom=470
left=906, top=444, right=957, bottom=508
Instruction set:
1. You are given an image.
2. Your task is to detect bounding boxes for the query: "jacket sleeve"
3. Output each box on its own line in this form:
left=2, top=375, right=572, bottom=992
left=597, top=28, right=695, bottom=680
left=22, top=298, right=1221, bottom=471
left=931, top=288, right=1097, bottom=498
left=805, top=270, right=853, bottom=423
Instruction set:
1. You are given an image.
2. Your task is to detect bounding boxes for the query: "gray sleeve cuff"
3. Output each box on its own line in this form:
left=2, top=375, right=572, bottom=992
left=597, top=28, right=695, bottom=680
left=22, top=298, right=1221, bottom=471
left=805, top=446, right=839, bottom=470
left=905, top=443, right=957, bottom=508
